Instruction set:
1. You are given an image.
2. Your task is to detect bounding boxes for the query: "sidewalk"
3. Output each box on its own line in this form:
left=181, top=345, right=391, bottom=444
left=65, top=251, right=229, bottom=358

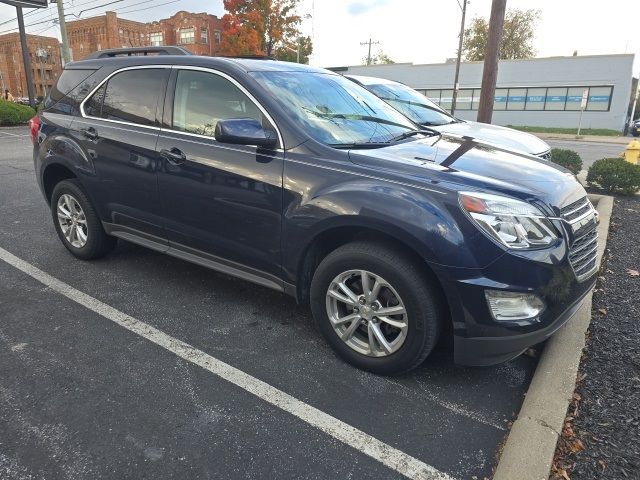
left=533, top=132, right=632, bottom=145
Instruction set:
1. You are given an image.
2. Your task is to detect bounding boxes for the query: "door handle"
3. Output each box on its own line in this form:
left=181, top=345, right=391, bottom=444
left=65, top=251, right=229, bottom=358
left=81, top=127, right=98, bottom=140
left=160, top=148, right=186, bottom=165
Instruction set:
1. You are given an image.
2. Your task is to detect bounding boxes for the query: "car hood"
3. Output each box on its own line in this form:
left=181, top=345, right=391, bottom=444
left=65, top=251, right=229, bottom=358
left=430, top=120, right=550, bottom=156
left=348, top=134, right=584, bottom=212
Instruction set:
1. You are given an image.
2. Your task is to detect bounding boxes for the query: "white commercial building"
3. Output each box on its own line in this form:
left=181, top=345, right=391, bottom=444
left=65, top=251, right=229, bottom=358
left=334, top=54, right=635, bottom=131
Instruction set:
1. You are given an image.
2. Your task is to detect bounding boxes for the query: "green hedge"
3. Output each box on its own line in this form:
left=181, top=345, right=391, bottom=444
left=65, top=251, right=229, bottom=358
left=587, top=158, right=640, bottom=195
left=0, top=100, right=36, bottom=126
left=550, top=148, right=582, bottom=174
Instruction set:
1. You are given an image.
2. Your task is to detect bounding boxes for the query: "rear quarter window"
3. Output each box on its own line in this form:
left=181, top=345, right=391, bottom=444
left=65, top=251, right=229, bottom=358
left=45, top=69, right=100, bottom=115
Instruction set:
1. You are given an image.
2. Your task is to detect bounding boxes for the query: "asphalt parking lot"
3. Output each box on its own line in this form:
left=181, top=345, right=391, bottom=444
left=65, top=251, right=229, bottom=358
left=546, top=139, right=622, bottom=169
left=0, top=126, right=538, bottom=480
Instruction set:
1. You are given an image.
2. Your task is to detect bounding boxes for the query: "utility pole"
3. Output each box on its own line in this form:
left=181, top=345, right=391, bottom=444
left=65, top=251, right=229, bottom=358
left=360, top=38, right=379, bottom=66
left=16, top=6, right=36, bottom=108
left=451, top=0, right=468, bottom=115
left=56, top=0, right=71, bottom=64
left=476, top=0, right=506, bottom=124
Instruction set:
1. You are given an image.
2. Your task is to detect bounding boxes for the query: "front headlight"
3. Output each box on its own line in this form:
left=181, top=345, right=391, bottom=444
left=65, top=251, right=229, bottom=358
left=459, top=192, right=558, bottom=249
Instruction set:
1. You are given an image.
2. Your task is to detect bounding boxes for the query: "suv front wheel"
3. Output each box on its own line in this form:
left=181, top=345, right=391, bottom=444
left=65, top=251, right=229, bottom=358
left=51, top=179, right=116, bottom=260
left=310, top=240, right=442, bottom=375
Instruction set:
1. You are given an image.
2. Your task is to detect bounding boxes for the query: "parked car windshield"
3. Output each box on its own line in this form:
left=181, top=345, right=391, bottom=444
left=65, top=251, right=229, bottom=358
left=363, top=82, right=457, bottom=127
left=251, top=71, right=418, bottom=147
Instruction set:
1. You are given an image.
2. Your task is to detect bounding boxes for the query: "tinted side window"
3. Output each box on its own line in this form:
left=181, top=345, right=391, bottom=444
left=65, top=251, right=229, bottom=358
left=45, top=68, right=99, bottom=114
left=172, top=70, right=265, bottom=137
left=84, top=84, right=105, bottom=117
left=98, top=69, right=166, bottom=126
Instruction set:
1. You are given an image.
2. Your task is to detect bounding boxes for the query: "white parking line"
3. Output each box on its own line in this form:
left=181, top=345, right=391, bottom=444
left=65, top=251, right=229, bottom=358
left=0, top=131, right=28, bottom=137
left=0, top=246, right=453, bottom=480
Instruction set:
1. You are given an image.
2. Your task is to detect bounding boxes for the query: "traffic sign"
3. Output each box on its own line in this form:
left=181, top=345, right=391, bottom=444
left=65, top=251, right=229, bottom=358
left=0, top=0, right=48, bottom=8
left=580, top=89, right=589, bottom=109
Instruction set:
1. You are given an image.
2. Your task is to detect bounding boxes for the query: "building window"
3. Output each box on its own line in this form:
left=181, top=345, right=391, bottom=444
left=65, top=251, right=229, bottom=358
left=422, top=86, right=612, bottom=113
left=200, top=27, right=208, bottom=44
left=586, top=86, right=613, bottom=111
left=425, top=90, right=441, bottom=104
left=439, top=89, right=453, bottom=111
left=525, top=88, right=546, bottom=111
left=456, top=89, right=473, bottom=110
left=179, top=27, right=195, bottom=45
left=150, top=32, right=163, bottom=46
left=545, top=87, right=567, bottom=111
left=214, top=30, right=221, bottom=44
left=493, top=88, right=508, bottom=110
left=507, top=88, right=527, bottom=110
left=565, top=87, right=586, bottom=111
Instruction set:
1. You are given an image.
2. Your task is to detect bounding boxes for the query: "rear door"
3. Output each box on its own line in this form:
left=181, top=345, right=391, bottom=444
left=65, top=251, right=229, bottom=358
left=71, top=66, right=169, bottom=244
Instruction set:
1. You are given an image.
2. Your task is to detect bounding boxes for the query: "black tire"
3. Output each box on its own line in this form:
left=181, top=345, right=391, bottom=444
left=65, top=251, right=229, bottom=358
left=310, top=240, right=443, bottom=375
left=51, top=179, right=116, bottom=260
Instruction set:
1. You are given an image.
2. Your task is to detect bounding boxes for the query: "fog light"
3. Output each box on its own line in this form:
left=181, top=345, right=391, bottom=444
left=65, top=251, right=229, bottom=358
left=485, top=290, right=545, bottom=321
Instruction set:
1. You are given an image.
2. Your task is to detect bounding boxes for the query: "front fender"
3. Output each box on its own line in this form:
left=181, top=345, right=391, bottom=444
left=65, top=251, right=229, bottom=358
left=282, top=161, right=503, bottom=284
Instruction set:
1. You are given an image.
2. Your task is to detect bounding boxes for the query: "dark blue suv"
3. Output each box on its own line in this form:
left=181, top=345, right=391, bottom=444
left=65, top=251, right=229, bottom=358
left=32, top=47, right=598, bottom=374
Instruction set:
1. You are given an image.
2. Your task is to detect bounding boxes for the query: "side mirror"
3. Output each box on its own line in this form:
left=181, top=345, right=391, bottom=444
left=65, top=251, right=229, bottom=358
left=214, top=118, right=278, bottom=149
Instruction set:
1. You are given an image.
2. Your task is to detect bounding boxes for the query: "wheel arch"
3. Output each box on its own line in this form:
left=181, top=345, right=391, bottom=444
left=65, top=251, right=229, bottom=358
left=42, top=162, right=78, bottom=204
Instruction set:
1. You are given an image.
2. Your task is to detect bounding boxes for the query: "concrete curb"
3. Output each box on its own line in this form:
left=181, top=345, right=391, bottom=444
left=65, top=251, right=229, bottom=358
left=493, top=194, right=614, bottom=480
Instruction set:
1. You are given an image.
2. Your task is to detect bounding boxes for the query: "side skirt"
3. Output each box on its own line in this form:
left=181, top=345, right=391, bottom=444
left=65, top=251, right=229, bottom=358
left=103, top=222, right=294, bottom=295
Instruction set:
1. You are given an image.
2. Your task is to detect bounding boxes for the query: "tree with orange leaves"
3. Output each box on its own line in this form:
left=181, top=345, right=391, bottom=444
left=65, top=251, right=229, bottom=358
left=219, top=0, right=312, bottom=61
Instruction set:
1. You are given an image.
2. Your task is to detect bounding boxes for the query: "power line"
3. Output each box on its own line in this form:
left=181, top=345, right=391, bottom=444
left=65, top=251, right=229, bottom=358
left=116, top=0, right=180, bottom=15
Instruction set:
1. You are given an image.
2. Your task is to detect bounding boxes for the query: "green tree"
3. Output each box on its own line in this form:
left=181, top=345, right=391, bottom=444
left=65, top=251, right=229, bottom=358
left=462, top=8, right=540, bottom=61
left=363, top=50, right=394, bottom=65
left=272, top=35, right=313, bottom=63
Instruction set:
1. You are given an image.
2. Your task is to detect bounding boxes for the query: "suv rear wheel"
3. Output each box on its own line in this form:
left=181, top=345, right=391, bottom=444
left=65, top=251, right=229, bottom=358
left=310, top=240, right=442, bottom=374
left=51, top=179, right=116, bottom=260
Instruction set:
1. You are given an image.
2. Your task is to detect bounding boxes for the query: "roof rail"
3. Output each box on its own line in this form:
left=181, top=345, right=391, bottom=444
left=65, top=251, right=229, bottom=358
left=220, top=55, right=275, bottom=60
left=84, top=46, right=192, bottom=59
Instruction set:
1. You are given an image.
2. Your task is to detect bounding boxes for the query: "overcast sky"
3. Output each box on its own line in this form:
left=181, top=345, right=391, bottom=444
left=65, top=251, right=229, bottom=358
left=0, top=0, right=637, bottom=72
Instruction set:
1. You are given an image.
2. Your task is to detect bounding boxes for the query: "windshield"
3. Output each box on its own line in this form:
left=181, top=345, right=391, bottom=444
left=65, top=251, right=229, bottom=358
left=251, top=71, right=418, bottom=147
left=364, top=82, right=457, bottom=126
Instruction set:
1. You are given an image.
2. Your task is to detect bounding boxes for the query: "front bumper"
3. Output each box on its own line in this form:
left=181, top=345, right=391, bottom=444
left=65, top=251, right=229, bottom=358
left=431, top=237, right=597, bottom=366
left=453, top=277, right=593, bottom=365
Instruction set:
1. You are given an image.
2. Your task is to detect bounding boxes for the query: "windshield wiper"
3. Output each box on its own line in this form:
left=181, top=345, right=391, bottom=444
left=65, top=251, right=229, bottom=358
left=302, top=108, right=413, bottom=130
left=329, top=142, right=391, bottom=149
left=389, top=129, right=442, bottom=143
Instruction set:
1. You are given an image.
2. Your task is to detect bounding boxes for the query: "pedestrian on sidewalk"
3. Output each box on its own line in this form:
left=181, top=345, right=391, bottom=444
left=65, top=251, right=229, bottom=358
left=3, top=89, right=15, bottom=102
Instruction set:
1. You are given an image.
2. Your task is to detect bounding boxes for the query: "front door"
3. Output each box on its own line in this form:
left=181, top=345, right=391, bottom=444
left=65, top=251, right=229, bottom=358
left=71, top=67, right=169, bottom=243
left=156, top=67, right=284, bottom=285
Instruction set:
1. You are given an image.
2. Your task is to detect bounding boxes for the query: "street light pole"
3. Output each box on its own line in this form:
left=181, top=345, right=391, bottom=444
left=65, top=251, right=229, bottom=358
left=16, top=6, right=36, bottom=108
left=450, top=0, right=468, bottom=115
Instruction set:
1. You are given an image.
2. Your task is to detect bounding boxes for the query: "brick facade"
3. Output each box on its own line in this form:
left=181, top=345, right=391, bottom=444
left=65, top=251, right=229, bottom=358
left=147, top=11, right=223, bottom=57
left=0, top=10, right=223, bottom=100
left=0, top=32, right=62, bottom=99
left=66, top=11, right=148, bottom=61
left=66, top=10, right=223, bottom=61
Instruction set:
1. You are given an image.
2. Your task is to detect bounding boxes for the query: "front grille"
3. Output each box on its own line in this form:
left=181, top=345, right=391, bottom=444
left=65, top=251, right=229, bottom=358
left=562, top=196, right=598, bottom=281
left=561, top=196, right=592, bottom=222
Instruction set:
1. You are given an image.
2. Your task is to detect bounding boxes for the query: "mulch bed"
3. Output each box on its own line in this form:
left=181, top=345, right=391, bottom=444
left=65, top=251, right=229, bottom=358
left=552, top=195, right=640, bottom=479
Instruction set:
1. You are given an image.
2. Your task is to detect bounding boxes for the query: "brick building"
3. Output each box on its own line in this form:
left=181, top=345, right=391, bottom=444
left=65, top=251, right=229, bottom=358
left=66, top=11, right=148, bottom=60
left=147, top=11, right=223, bottom=57
left=66, top=10, right=223, bottom=61
left=0, top=32, right=62, bottom=99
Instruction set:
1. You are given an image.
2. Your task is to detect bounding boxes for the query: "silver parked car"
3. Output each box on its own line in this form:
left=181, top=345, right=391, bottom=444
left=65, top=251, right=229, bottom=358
left=346, top=75, right=552, bottom=159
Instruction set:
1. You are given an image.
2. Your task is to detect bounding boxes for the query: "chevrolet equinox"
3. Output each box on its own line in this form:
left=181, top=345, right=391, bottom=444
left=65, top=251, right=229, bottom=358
left=31, top=47, right=598, bottom=374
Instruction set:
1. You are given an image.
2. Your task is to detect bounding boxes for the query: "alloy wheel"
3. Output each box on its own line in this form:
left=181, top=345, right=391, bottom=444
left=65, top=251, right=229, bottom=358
left=325, top=269, right=408, bottom=357
left=56, top=193, right=88, bottom=248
